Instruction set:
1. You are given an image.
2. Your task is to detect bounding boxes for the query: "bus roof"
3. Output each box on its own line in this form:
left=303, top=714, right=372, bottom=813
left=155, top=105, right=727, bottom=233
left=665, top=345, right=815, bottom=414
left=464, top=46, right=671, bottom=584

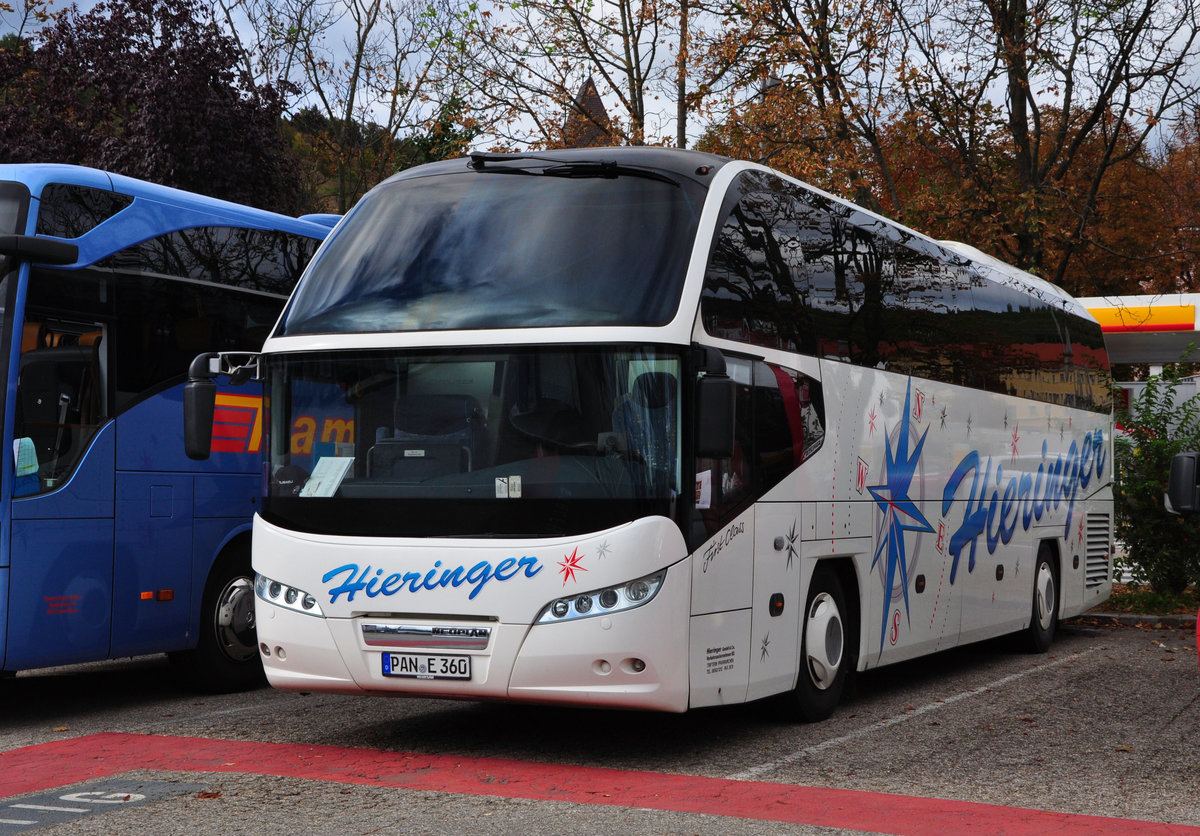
left=0, top=162, right=330, bottom=239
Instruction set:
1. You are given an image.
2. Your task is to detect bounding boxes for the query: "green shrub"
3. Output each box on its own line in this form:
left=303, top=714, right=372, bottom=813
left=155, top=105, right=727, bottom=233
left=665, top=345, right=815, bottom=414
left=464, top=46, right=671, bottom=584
left=1114, top=355, right=1200, bottom=595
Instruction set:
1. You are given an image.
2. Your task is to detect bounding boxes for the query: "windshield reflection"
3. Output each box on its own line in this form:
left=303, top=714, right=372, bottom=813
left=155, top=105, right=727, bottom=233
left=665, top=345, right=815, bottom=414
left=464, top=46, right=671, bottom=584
left=263, top=348, right=683, bottom=538
left=277, top=170, right=703, bottom=335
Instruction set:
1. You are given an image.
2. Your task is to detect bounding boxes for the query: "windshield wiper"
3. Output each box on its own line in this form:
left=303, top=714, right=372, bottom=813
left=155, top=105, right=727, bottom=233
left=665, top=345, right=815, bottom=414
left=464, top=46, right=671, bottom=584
left=467, top=151, right=679, bottom=187
left=541, top=162, right=679, bottom=187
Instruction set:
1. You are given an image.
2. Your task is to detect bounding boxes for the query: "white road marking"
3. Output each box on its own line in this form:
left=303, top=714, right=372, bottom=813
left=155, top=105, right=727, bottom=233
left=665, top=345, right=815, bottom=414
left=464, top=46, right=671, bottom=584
left=727, top=646, right=1101, bottom=781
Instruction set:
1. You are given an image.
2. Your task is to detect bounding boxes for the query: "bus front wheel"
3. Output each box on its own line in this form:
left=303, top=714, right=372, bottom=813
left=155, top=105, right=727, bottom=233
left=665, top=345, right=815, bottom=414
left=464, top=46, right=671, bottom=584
left=169, top=552, right=265, bottom=692
left=790, top=565, right=849, bottom=722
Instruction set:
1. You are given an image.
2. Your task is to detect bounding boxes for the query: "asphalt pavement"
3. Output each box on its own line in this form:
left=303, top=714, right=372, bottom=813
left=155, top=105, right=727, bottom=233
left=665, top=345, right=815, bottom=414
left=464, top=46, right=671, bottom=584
left=0, top=613, right=1197, bottom=835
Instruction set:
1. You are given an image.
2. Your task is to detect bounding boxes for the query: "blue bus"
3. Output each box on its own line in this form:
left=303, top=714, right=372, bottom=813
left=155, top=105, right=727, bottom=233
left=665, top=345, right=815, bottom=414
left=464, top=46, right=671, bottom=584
left=0, top=164, right=332, bottom=690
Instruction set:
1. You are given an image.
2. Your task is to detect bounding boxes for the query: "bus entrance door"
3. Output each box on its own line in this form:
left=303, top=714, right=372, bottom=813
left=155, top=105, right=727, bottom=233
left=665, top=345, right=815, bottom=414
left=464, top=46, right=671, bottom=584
left=747, top=502, right=803, bottom=702
left=7, top=424, right=116, bottom=670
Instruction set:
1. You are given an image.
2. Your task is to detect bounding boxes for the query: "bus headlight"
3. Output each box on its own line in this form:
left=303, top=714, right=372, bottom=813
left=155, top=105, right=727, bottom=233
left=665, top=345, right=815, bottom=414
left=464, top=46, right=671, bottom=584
left=535, top=570, right=665, bottom=624
left=255, top=574, right=325, bottom=617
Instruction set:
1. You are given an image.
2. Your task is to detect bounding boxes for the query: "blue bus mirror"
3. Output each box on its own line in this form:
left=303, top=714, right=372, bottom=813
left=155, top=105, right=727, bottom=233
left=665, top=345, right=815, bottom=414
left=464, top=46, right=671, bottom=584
left=184, top=353, right=219, bottom=460
left=0, top=234, right=78, bottom=265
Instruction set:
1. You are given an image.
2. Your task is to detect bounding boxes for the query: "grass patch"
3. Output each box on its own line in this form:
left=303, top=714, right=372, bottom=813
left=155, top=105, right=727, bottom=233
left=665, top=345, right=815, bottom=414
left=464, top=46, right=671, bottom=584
left=1095, top=584, right=1200, bottom=616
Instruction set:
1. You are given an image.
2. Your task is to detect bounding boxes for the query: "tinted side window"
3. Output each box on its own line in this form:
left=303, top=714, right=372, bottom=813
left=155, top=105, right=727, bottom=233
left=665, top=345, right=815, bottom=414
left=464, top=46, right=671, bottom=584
left=693, top=358, right=824, bottom=543
left=112, top=277, right=284, bottom=411
left=701, top=171, right=1109, bottom=413
left=36, top=183, right=132, bottom=238
left=700, top=173, right=816, bottom=353
left=968, top=277, right=1112, bottom=412
left=755, top=362, right=824, bottom=492
left=100, top=227, right=318, bottom=296
left=16, top=269, right=113, bottom=495
left=1057, top=309, right=1112, bottom=412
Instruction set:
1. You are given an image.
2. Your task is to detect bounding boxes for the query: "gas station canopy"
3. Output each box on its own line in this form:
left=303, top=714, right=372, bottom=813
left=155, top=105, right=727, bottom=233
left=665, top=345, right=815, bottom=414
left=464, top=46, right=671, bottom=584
left=1076, top=294, right=1200, bottom=365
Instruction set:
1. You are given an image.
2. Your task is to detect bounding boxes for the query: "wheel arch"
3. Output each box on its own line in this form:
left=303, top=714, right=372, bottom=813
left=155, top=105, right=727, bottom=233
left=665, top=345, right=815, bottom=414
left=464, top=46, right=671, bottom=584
left=184, top=525, right=252, bottom=651
left=1035, top=537, right=1062, bottom=615
left=809, top=556, right=861, bottom=673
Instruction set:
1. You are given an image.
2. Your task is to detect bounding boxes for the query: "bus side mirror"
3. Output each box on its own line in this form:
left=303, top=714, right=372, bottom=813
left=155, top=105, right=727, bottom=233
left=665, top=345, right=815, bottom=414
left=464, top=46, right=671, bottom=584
left=184, top=353, right=219, bottom=460
left=1167, top=452, right=1200, bottom=514
left=0, top=234, right=79, bottom=265
left=695, top=346, right=735, bottom=459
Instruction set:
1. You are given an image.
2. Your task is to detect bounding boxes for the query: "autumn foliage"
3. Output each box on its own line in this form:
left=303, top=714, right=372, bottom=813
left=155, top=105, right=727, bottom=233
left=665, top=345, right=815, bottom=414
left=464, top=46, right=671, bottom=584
left=1, top=0, right=1198, bottom=297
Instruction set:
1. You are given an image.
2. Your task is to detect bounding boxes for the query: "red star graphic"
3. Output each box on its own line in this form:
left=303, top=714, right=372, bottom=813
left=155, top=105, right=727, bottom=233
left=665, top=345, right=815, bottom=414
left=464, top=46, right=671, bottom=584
left=868, top=407, right=878, bottom=436
left=1011, top=424, right=1020, bottom=461
left=557, top=547, right=587, bottom=585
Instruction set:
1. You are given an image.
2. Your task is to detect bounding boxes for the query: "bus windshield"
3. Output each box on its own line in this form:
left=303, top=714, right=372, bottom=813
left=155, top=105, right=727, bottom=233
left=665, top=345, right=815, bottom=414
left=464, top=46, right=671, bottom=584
left=275, top=167, right=705, bottom=335
left=262, top=346, right=684, bottom=538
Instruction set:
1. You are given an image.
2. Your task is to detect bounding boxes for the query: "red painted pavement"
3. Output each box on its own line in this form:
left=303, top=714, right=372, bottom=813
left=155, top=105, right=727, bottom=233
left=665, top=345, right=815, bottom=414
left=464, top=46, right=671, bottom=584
left=1, top=733, right=1195, bottom=835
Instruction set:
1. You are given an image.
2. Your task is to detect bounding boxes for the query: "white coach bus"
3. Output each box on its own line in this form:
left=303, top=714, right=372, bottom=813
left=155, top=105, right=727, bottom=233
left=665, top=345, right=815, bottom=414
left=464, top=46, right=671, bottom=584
left=186, top=148, right=1114, bottom=720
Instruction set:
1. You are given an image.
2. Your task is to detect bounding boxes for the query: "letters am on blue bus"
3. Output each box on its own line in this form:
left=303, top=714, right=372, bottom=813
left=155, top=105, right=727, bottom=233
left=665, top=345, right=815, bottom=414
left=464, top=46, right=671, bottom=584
left=0, top=164, right=332, bottom=690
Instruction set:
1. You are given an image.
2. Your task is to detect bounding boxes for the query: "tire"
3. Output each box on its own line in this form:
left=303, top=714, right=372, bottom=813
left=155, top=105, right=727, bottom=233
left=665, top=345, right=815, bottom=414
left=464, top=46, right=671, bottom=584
left=1024, top=545, right=1058, bottom=653
left=169, top=551, right=265, bottom=693
left=789, top=565, right=849, bottom=722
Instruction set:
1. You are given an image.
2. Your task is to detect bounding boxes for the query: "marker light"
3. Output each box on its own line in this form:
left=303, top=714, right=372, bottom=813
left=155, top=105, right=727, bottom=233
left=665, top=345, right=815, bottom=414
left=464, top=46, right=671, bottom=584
left=536, top=570, right=665, bottom=624
left=256, top=574, right=325, bottom=617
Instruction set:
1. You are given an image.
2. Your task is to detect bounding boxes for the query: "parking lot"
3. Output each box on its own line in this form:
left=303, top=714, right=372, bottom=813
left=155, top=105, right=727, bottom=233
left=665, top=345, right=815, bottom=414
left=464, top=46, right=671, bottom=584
left=1, top=617, right=1197, bottom=834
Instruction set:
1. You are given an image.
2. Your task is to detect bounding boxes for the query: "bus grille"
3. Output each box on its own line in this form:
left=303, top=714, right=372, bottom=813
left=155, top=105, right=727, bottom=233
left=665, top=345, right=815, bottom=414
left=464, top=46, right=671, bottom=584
left=1085, top=513, right=1111, bottom=588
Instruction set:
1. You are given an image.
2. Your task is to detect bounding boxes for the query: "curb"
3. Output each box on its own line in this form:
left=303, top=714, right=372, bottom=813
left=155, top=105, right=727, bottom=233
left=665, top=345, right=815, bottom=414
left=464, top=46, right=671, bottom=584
left=1070, top=612, right=1198, bottom=629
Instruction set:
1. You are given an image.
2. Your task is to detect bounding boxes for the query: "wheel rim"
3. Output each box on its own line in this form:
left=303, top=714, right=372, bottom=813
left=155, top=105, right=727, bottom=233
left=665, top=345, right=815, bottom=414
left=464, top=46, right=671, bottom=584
left=805, top=592, right=844, bottom=690
left=1035, top=561, right=1056, bottom=631
left=214, top=576, right=257, bottom=663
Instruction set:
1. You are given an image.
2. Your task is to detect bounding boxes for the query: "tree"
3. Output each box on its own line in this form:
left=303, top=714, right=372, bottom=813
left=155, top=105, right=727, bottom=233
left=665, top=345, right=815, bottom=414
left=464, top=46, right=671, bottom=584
left=694, top=0, right=902, bottom=210
left=0, top=0, right=54, bottom=44
left=0, top=0, right=305, bottom=212
left=1115, top=354, right=1200, bottom=595
left=891, top=0, right=1200, bottom=293
left=1141, top=108, right=1200, bottom=293
left=450, top=0, right=686, bottom=148
left=695, top=0, right=1200, bottom=298
left=221, top=0, right=466, bottom=211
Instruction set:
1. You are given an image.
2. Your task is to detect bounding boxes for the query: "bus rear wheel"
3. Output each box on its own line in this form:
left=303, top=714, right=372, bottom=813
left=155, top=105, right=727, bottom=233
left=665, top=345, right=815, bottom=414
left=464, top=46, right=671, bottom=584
left=789, top=565, right=849, bottom=722
left=170, top=553, right=264, bottom=692
left=1023, top=545, right=1058, bottom=653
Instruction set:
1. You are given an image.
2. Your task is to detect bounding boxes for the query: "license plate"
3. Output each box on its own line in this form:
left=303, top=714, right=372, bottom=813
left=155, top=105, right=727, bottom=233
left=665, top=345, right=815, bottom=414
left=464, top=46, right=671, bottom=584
left=382, top=652, right=471, bottom=680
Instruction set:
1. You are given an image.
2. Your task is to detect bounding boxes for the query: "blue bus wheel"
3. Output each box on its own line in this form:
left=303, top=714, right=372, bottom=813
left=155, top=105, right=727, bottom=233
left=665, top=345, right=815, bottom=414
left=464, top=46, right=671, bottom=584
left=169, top=553, right=264, bottom=692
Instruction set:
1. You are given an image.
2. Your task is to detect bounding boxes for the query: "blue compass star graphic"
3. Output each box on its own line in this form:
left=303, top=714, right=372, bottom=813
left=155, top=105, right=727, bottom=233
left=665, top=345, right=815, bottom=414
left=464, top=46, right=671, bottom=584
left=867, top=382, right=935, bottom=657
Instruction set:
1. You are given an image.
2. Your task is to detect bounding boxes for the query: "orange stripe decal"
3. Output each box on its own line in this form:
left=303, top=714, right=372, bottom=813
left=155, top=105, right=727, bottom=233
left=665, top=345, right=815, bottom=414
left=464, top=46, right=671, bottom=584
left=213, top=393, right=263, bottom=453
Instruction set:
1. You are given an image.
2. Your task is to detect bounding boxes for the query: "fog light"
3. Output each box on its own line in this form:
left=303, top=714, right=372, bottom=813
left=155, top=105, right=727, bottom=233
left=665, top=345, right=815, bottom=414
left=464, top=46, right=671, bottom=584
left=302, top=594, right=317, bottom=611
left=631, top=658, right=646, bottom=672
left=285, top=587, right=299, bottom=605
left=626, top=580, right=650, bottom=601
left=599, top=589, right=619, bottom=609
left=268, top=581, right=282, bottom=598
left=552, top=599, right=570, bottom=618
left=575, top=595, right=593, bottom=614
